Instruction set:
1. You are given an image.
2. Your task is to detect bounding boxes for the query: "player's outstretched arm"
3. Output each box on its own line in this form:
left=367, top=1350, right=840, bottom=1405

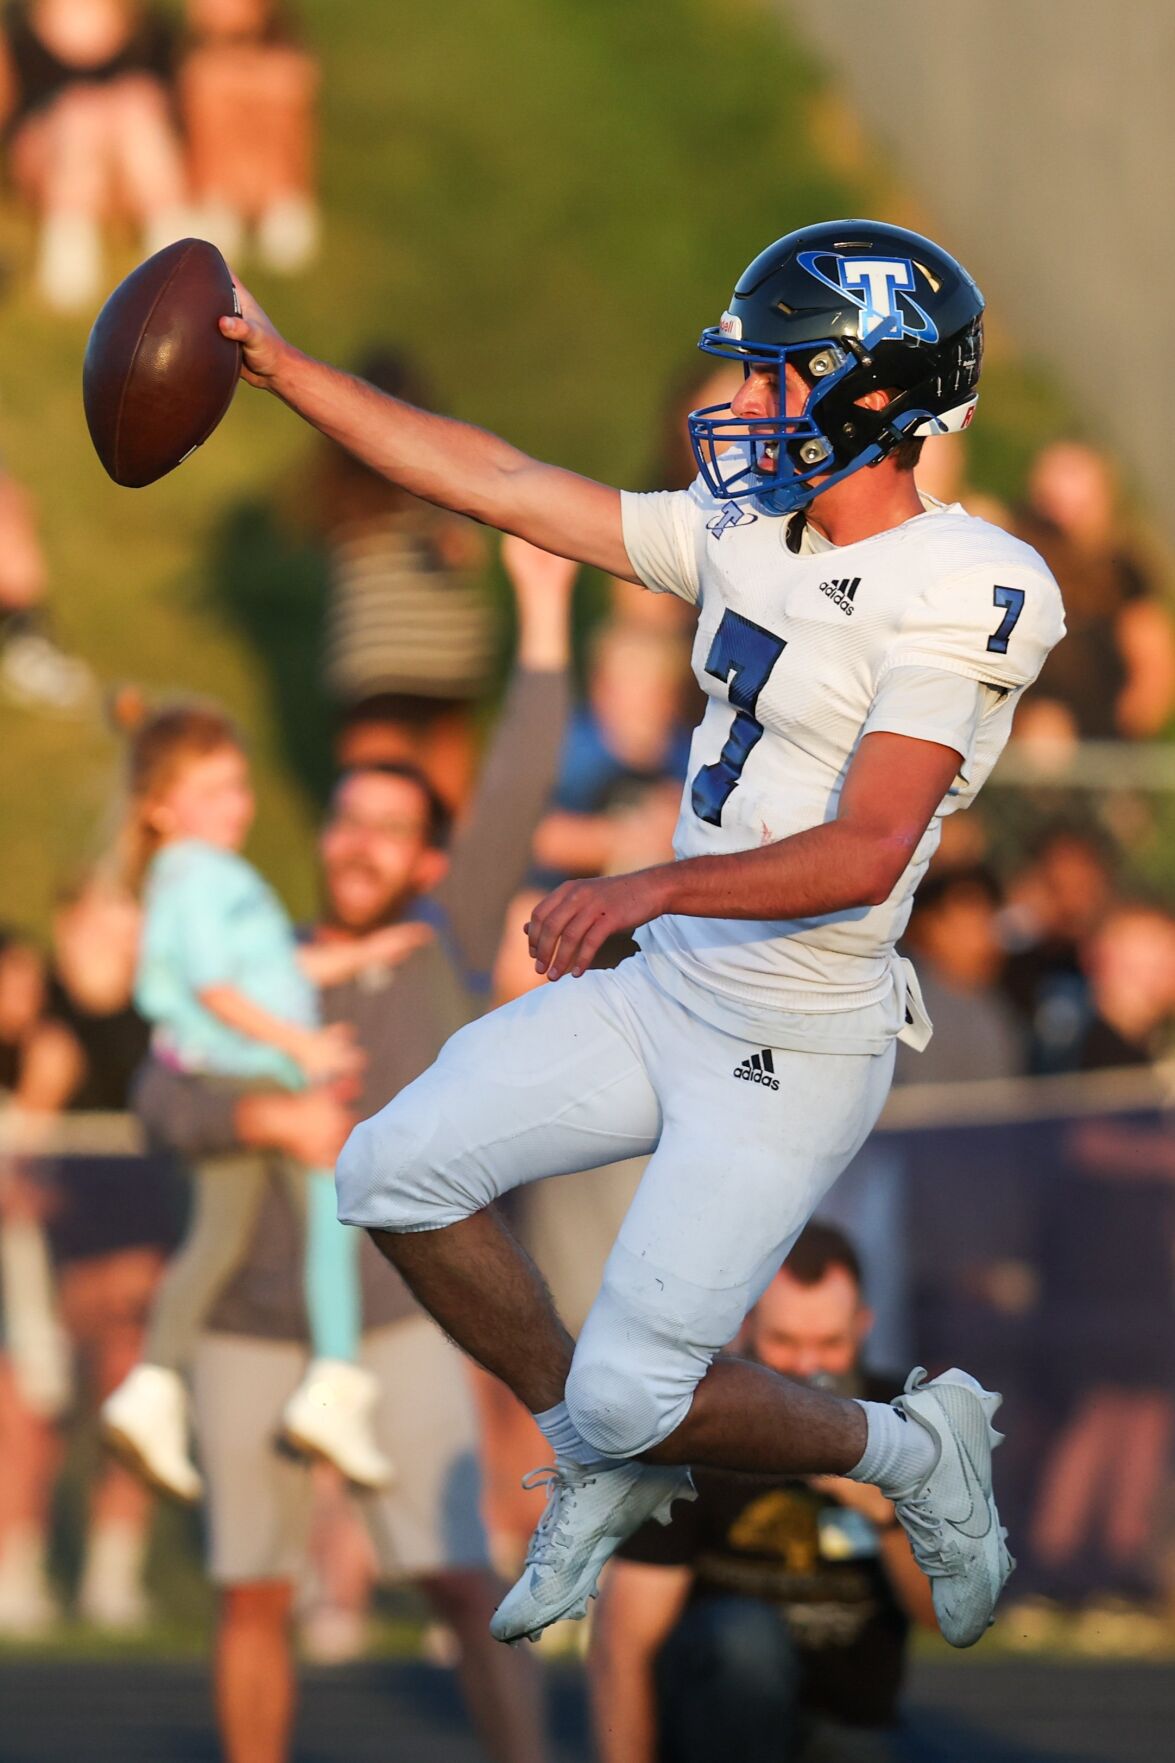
left=220, top=283, right=638, bottom=581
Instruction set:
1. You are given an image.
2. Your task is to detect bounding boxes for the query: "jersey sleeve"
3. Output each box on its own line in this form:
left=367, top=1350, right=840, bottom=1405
left=619, top=486, right=703, bottom=603
left=861, top=665, right=990, bottom=774
left=884, top=558, right=1066, bottom=694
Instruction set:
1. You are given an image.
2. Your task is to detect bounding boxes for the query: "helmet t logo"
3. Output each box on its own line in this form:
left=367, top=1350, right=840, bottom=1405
left=797, top=251, right=940, bottom=346
left=840, top=258, right=916, bottom=335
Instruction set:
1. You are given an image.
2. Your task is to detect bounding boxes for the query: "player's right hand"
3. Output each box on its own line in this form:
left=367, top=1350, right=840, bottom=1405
left=220, top=278, right=288, bottom=389
left=295, top=1022, right=365, bottom=1083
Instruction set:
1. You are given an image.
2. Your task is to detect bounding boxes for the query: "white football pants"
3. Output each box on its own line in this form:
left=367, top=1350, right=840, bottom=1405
left=336, top=955, right=894, bottom=1458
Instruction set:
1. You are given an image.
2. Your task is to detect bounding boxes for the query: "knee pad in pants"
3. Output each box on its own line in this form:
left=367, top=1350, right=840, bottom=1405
left=335, top=1078, right=484, bottom=1234
left=565, top=1242, right=749, bottom=1459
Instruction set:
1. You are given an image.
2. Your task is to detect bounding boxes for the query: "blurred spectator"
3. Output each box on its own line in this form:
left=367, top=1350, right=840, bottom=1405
left=0, top=928, right=79, bottom=1109
left=316, top=349, right=497, bottom=810
left=0, top=928, right=78, bottom=1635
left=1015, top=441, right=1175, bottom=743
left=0, top=465, right=93, bottom=713
left=1026, top=909, right=1175, bottom=1613
left=896, top=866, right=1025, bottom=1084
left=531, top=620, right=691, bottom=888
left=124, top=541, right=570, bottom=1763
left=0, top=0, right=189, bottom=312
left=1001, top=825, right=1118, bottom=1073
left=46, top=875, right=183, bottom=1630
left=1076, top=901, right=1175, bottom=1068
left=178, top=0, right=319, bottom=274
left=590, top=1225, right=934, bottom=1763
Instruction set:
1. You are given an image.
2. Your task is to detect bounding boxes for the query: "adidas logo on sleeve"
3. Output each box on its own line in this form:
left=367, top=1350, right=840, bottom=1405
left=733, top=1049, right=780, bottom=1090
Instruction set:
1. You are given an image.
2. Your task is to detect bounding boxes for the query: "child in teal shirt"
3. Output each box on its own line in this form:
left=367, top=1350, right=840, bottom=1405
left=102, top=704, right=426, bottom=1500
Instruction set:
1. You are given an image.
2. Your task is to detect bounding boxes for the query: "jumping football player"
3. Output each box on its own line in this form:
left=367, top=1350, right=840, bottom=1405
left=221, top=220, right=1065, bottom=1650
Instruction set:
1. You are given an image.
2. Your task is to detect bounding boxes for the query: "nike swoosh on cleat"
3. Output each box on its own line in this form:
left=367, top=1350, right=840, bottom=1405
left=940, top=1433, right=994, bottom=1540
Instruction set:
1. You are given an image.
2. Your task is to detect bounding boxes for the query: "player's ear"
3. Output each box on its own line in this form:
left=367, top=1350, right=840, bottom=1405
left=853, top=387, right=898, bottom=412
left=854, top=1303, right=875, bottom=1346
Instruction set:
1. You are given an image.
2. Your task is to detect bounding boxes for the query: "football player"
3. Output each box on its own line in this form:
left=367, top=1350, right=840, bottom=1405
left=222, top=220, right=1065, bottom=1650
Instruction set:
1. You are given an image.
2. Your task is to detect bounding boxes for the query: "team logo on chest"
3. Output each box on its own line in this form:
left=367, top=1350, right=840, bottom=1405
left=707, top=501, right=758, bottom=540
left=819, top=576, right=861, bottom=616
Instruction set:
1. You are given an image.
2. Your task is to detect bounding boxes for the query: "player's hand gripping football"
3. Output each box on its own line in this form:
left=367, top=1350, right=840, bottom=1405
left=526, top=871, right=665, bottom=981
left=219, top=278, right=287, bottom=388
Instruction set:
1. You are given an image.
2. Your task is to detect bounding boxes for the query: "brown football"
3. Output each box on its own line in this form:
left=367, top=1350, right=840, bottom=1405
left=83, top=239, right=242, bottom=488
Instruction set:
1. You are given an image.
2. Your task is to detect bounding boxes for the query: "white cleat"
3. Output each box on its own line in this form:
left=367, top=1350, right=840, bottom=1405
left=490, top=1459, right=696, bottom=1645
left=100, top=1364, right=203, bottom=1504
left=279, top=1359, right=395, bottom=1490
left=891, top=1366, right=1014, bottom=1648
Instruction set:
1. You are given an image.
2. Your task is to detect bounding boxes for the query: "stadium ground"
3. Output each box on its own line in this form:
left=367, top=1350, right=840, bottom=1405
left=0, top=1656, right=1169, bottom=1762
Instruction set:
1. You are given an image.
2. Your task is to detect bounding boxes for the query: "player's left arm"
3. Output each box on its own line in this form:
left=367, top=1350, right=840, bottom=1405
left=526, top=731, right=961, bottom=979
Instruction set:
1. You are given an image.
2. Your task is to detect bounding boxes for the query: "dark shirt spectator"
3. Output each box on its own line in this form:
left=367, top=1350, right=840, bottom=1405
left=1000, top=827, right=1117, bottom=1074
left=896, top=866, right=1024, bottom=1085
left=45, top=878, right=181, bottom=1267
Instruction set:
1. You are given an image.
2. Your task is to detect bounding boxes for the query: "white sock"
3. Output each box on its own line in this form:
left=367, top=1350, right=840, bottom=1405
left=847, top=1399, right=936, bottom=1497
left=533, top=1400, right=614, bottom=1468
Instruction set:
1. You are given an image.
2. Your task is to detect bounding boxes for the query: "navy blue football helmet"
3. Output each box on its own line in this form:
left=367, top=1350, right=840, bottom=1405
left=689, top=220, right=984, bottom=515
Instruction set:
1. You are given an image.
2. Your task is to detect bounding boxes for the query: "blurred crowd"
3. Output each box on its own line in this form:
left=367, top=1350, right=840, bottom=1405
left=0, top=0, right=323, bottom=714
left=1, top=0, right=320, bottom=313
left=0, top=328, right=1174, bottom=1763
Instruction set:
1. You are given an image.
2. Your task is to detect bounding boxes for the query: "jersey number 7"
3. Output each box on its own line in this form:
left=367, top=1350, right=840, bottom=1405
left=691, top=610, right=787, bottom=826
left=987, top=585, right=1026, bottom=655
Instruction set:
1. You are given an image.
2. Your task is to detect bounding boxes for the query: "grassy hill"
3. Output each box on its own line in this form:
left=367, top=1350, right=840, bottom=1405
left=0, top=0, right=1069, bottom=931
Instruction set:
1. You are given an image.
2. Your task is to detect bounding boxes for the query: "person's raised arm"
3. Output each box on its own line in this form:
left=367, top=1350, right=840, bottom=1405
left=221, top=285, right=638, bottom=580
left=437, top=536, right=576, bottom=978
left=526, top=729, right=964, bottom=980
left=589, top=1560, right=693, bottom=1763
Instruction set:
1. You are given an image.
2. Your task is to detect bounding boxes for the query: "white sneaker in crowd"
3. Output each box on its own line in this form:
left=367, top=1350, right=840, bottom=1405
left=100, top=1363, right=204, bottom=1504
left=192, top=198, right=245, bottom=263
left=891, top=1366, right=1014, bottom=1647
left=490, top=1459, right=696, bottom=1645
left=256, top=195, right=320, bottom=274
left=0, top=1526, right=60, bottom=1638
left=35, top=211, right=102, bottom=313
left=279, top=1359, right=395, bottom=1490
left=76, top=1520, right=151, bottom=1634
left=140, top=206, right=205, bottom=260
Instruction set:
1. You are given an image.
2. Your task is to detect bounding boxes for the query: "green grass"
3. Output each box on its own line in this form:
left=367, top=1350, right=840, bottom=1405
left=0, top=0, right=1071, bottom=932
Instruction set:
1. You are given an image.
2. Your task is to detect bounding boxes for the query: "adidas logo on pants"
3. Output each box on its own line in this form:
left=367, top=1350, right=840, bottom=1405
left=733, top=1049, right=780, bottom=1090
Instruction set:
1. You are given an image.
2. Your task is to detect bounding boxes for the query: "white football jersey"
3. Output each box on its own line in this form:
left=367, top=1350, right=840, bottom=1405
left=620, top=470, right=1066, bottom=1030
